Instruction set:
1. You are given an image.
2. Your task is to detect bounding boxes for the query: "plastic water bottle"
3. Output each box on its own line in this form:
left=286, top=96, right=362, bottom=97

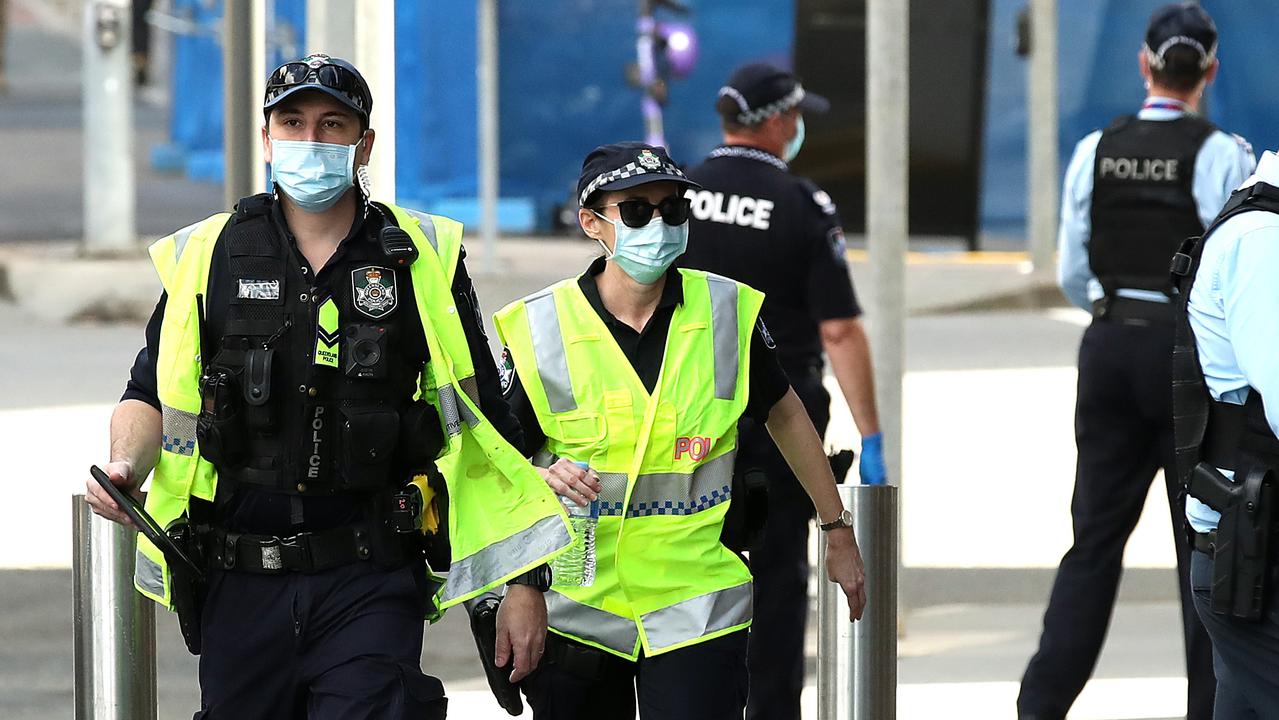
left=551, top=462, right=599, bottom=587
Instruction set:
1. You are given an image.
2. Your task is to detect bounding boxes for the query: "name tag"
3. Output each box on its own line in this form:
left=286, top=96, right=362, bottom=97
left=237, top=279, right=280, bottom=300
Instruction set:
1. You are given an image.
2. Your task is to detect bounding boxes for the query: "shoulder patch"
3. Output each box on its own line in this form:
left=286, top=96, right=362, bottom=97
left=499, top=347, right=516, bottom=395
left=756, top=319, right=776, bottom=350
left=828, top=227, right=850, bottom=263
left=811, top=189, right=838, bottom=216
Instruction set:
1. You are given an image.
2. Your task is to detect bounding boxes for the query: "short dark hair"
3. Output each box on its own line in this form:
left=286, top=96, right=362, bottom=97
left=716, top=95, right=751, bottom=134
left=1151, top=45, right=1209, bottom=93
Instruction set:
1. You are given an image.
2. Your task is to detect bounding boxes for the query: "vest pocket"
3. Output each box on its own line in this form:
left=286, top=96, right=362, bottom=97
left=339, top=406, right=401, bottom=489
left=555, top=412, right=605, bottom=444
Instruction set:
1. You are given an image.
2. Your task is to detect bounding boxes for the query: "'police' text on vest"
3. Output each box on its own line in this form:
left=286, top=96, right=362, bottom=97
left=1098, top=156, right=1180, bottom=182
left=687, top=190, right=774, bottom=230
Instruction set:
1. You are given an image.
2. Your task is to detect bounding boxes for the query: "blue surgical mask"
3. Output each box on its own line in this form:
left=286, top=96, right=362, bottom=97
left=592, top=211, right=689, bottom=285
left=783, top=116, right=806, bottom=162
left=269, top=136, right=363, bottom=213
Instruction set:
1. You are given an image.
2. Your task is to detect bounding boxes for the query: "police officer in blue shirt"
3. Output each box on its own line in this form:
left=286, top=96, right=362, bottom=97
left=1018, top=6, right=1255, bottom=720
left=679, top=63, right=885, bottom=720
left=1177, top=149, right=1279, bottom=719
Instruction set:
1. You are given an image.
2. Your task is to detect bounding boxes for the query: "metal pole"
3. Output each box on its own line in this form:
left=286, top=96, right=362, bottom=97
left=866, top=0, right=908, bottom=495
left=305, top=0, right=356, bottom=59
left=817, top=485, right=899, bottom=719
left=355, top=1, right=396, bottom=201
left=73, top=495, right=157, bottom=720
left=478, top=0, right=500, bottom=273
left=223, top=0, right=265, bottom=209
left=1027, top=0, right=1058, bottom=272
left=83, top=0, right=136, bottom=255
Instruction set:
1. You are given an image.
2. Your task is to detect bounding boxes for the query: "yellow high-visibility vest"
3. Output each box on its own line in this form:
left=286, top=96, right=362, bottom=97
left=494, top=268, right=764, bottom=659
left=135, top=202, right=570, bottom=616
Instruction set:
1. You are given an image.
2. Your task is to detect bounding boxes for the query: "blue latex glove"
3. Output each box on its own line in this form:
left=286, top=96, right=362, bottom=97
left=858, top=433, right=887, bottom=485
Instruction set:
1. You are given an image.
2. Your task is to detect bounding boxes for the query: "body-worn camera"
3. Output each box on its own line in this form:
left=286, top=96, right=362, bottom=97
left=344, top=323, right=389, bottom=379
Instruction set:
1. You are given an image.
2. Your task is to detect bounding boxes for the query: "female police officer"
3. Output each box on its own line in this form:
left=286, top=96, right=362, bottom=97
left=495, top=142, right=866, bottom=719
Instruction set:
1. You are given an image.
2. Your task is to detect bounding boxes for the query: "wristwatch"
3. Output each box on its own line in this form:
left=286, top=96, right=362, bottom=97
left=819, top=509, right=854, bottom=532
left=507, top=564, right=552, bottom=592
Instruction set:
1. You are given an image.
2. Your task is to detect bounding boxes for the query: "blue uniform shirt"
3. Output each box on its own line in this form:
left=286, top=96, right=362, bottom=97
left=1187, top=150, right=1279, bottom=533
left=1057, top=98, right=1256, bottom=311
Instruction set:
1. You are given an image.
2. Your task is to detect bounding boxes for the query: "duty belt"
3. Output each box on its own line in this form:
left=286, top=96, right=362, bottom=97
left=205, top=523, right=405, bottom=574
left=1193, top=529, right=1218, bottom=557
left=1091, top=296, right=1175, bottom=327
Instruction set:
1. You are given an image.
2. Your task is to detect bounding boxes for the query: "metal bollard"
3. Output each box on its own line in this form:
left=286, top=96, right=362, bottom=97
left=73, top=494, right=157, bottom=720
left=818, top=484, right=898, bottom=719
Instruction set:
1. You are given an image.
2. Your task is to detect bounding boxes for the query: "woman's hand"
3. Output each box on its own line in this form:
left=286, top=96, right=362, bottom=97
left=536, top=458, right=602, bottom=507
left=825, top=527, right=867, bottom=621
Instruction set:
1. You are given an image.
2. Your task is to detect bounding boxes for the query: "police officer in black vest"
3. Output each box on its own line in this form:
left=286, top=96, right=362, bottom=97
left=1017, top=6, right=1255, bottom=719
left=679, top=62, right=885, bottom=720
left=84, top=54, right=553, bottom=718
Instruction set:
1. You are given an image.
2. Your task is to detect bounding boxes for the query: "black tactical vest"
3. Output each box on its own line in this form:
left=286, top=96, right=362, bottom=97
left=1090, top=115, right=1215, bottom=297
left=1171, top=182, right=1279, bottom=486
left=196, top=195, right=439, bottom=499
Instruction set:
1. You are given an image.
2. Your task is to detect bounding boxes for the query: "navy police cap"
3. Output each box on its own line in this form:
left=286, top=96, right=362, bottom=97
left=1145, top=2, right=1218, bottom=70
left=577, top=142, right=700, bottom=207
left=717, top=62, right=829, bottom=126
left=264, top=53, right=373, bottom=122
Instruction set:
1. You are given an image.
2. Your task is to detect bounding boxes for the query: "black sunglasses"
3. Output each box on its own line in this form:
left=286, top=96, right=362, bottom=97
left=266, top=62, right=370, bottom=113
left=594, top=195, right=692, bottom=229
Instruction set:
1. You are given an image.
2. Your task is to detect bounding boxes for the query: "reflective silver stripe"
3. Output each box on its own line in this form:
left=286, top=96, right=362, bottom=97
left=641, top=582, right=753, bottom=652
left=595, top=471, right=629, bottom=516
left=546, top=590, right=641, bottom=654
left=160, top=404, right=198, bottom=457
left=626, top=450, right=735, bottom=517
left=525, top=291, right=577, bottom=413
left=437, top=384, right=481, bottom=436
left=436, top=385, right=464, bottom=437
left=135, top=547, right=165, bottom=597
left=706, top=276, right=740, bottom=400
left=403, top=208, right=440, bottom=251
left=440, top=513, right=573, bottom=604
left=459, top=375, right=481, bottom=406
left=171, top=221, right=202, bottom=263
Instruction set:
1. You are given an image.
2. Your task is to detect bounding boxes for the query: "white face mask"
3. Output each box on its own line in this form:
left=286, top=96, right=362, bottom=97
left=592, top=211, right=689, bottom=285
left=269, top=135, right=365, bottom=212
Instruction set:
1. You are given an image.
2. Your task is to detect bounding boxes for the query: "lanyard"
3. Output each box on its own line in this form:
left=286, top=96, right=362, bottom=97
left=1143, top=99, right=1190, bottom=113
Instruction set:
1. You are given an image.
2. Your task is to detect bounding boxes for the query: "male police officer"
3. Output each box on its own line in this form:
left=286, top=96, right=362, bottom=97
left=84, top=54, right=570, bottom=718
left=1175, top=148, right=1279, bottom=720
left=679, top=62, right=885, bottom=720
left=1017, top=6, right=1255, bottom=719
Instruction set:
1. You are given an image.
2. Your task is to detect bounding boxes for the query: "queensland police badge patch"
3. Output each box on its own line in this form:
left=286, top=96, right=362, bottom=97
left=352, top=266, right=397, bottom=319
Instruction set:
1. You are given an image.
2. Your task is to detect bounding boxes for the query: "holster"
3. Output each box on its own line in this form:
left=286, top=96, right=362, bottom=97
left=464, top=592, right=523, bottom=716
left=164, top=518, right=208, bottom=655
left=1190, top=461, right=1276, bottom=621
left=721, top=465, right=768, bottom=553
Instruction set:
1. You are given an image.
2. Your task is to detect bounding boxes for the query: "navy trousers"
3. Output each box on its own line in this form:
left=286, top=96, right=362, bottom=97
left=1192, top=549, right=1279, bottom=719
left=742, top=371, right=831, bottom=720
left=194, top=561, right=446, bottom=720
left=522, top=630, right=749, bottom=720
left=1017, top=319, right=1215, bottom=719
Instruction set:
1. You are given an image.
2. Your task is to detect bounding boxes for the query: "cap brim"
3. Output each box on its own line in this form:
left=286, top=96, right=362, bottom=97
left=798, top=91, right=830, bottom=115
left=264, top=85, right=368, bottom=119
left=595, top=172, right=702, bottom=197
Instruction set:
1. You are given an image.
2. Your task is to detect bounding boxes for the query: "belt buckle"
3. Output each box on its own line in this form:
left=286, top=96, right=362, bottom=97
left=275, top=532, right=314, bottom=572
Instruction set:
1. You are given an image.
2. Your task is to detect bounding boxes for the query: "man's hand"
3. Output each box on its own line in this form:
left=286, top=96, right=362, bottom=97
left=84, top=460, right=140, bottom=528
left=825, top=527, right=867, bottom=621
left=537, top=458, right=601, bottom=508
left=494, top=584, right=548, bottom=683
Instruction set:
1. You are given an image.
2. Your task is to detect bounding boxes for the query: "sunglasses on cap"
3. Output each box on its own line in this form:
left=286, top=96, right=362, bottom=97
left=593, top=196, right=692, bottom=229
left=266, top=62, right=370, bottom=114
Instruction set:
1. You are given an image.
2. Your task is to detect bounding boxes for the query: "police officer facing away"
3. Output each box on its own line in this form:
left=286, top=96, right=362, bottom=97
left=678, top=63, right=885, bottom=720
left=1017, top=6, right=1255, bottom=719
left=84, top=54, right=570, bottom=718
